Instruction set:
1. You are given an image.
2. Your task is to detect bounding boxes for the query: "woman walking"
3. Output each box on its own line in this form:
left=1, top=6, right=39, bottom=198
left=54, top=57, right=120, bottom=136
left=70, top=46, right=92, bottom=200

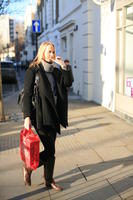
left=22, top=41, right=73, bottom=191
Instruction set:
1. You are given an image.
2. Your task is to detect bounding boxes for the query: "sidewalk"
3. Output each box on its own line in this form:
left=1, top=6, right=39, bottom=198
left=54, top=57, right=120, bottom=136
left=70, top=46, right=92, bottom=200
left=1, top=90, right=133, bottom=200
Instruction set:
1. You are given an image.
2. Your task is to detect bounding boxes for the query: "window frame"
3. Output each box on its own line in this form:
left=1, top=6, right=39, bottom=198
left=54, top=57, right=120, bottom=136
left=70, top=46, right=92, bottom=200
left=116, top=0, right=133, bottom=96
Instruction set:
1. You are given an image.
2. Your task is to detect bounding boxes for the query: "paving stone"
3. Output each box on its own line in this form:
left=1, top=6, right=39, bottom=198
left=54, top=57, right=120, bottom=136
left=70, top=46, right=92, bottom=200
left=49, top=179, right=121, bottom=200
left=94, top=146, right=133, bottom=161
left=0, top=92, right=133, bottom=200
left=108, top=162, right=133, bottom=200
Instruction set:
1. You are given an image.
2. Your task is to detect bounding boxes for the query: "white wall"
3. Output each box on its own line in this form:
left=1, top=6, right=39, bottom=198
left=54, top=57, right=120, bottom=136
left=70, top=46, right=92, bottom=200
left=59, top=0, right=81, bottom=21
left=0, top=15, right=11, bottom=46
left=59, top=0, right=82, bottom=94
left=96, top=2, right=116, bottom=111
left=80, top=0, right=94, bottom=100
left=24, top=5, right=36, bottom=62
left=37, top=0, right=116, bottom=112
left=93, top=2, right=101, bottom=103
left=38, top=0, right=61, bottom=55
left=38, top=0, right=93, bottom=96
left=79, top=0, right=116, bottom=111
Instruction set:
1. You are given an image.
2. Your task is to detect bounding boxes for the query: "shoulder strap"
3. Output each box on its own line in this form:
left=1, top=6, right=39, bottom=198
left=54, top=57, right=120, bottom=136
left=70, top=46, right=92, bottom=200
left=35, top=72, right=39, bottom=86
left=34, top=64, right=40, bottom=86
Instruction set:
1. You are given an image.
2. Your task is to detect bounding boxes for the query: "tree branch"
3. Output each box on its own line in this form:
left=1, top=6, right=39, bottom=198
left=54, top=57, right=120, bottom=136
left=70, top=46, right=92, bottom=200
left=0, top=0, right=24, bottom=15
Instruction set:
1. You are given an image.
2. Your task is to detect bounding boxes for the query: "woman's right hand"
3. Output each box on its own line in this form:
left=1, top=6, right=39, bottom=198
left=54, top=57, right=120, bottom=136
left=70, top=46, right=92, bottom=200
left=51, top=56, right=66, bottom=68
left=24, top=117, right=31, bottom=130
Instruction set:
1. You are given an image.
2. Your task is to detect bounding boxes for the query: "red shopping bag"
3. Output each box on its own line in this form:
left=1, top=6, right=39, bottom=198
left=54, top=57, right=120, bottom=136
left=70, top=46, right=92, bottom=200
left=20, top=128, right=40, bottom=170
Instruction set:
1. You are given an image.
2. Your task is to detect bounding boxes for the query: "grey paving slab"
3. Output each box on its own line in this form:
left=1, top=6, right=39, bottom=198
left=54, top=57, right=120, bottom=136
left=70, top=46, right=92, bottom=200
left=1, top=92, right=133, bottom=200
left=49, top=179, right=121, bottom=200
left=94, top=146, right=133, bottom=161
left=80, top=161, right=133, bottom=184
left=0, top=151, right=50, bottom=200
left=108, top=161, right=133, bottom=200
left=54, top=160, right=86, bottom=184
left=75, top=129, right=125, bottom=150
left=126, top=145, right=133, bottom=154
left=7, top=186, right=50, bottom=200
left=121, top=136, right=133, bottom=146
left=0, top=121, right=23, bottom=136
left=56, top=133, right=102, bottom=164
left=126, top=196, right=133, bottom=200
left=70, top=148, right=102, bottom=164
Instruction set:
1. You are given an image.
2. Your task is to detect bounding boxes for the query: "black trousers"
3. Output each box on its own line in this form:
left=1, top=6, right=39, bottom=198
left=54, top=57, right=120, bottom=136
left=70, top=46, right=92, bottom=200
left=36, top=126, right=57, bottom=185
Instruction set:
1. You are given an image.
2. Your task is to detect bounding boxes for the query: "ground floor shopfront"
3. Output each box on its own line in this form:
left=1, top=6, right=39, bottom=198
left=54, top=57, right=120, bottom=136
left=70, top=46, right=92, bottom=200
left=115, top=0, right=133, bottom=121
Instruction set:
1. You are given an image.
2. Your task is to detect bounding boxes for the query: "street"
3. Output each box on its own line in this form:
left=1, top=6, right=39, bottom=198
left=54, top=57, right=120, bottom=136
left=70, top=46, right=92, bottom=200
left=2, top=69, right=25, bottom=98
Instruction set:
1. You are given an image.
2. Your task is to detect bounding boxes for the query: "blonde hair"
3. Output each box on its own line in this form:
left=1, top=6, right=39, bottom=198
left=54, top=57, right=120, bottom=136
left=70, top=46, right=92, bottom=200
left=30, top=41, right=56, bottom=67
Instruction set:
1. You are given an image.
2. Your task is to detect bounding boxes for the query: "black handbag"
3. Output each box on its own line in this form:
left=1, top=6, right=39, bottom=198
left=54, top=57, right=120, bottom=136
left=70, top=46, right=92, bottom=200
left=18, top=72, right=39, bottom=112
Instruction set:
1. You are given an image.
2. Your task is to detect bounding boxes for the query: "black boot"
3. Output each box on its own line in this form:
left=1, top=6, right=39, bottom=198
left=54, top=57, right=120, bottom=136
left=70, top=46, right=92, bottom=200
left=44, top=157, right=55, bottom=185
left=44, top=158, right=63, bottom=191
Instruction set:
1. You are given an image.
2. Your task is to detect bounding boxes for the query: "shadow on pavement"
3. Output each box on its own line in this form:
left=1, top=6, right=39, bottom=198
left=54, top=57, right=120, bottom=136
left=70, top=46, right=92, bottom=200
left=2, top=156, right=133, bottom=200
left=0, top=121, right=111, bottom=152
left=8, top=187, right=49, bottom=200
left=54, top=155, right=133, bottom=199
left=69, top=117, right=103, bottom=126
left=0, top=110, right=111, bottom=151
left=60, top=122, right=112, bottom=138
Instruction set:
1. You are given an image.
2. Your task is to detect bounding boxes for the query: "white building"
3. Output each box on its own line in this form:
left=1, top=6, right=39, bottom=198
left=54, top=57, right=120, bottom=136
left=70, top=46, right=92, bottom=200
left=78, top=0, right=133, bottom=120
left=58, top=0, right=82, bottom=94
left=36, top=0, right=133, bottom=121
left=0, top=45, right=15, bottom=61
left=0, top=15, right=16, bottom=61
left=37, top=0, right=61, bottom=55
left=23, top=4, right=36, bottom=65
left=0, top=15, right=15, bottom=48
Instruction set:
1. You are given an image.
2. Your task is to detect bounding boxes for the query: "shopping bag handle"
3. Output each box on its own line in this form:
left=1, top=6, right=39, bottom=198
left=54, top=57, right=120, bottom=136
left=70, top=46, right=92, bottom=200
left=24, top=128, right=38, bottom=137
left=23, top=128, right=33, bottom=135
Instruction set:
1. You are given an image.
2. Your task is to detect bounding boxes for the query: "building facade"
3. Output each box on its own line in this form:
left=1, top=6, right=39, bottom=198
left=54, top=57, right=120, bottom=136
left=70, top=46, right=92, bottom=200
left=22, top=4, right=36, bottom=66
left=37, top=0, right=61, bottom=55
left=0, top=15, right=15, bottom=48
left=89, top=0, right=133, bottom=120
left=0, top=15, right=15, bottom=61
left=0, top=45, right=15, bottom=61
left=115, top=0, right=133, bottom=120
left=35, top=0, right=133, bottom=121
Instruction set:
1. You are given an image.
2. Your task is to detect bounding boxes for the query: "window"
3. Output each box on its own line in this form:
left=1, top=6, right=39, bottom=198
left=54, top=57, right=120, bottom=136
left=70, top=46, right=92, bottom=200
left=54, top=35, right=58, bottom=47
left=62, top=36, right=67, bottom=52
left=44, top=0, right=48, bottom=30
left=125, top=5, right=133, bottom=83
left=52, top=0, right=59, bottom=26
left=116, top=2, right=133, bottom=97
left=56, top=0, right=59, bottom=24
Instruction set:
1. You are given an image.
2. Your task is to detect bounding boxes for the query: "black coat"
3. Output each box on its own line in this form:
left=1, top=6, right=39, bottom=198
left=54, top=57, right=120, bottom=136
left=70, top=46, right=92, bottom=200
left=23, top=63, right=73, bottom=134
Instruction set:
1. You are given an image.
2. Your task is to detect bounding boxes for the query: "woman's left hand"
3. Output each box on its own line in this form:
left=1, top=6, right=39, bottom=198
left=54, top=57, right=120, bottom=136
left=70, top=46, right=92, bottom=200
left=52, top=56, right=66, bottom=69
